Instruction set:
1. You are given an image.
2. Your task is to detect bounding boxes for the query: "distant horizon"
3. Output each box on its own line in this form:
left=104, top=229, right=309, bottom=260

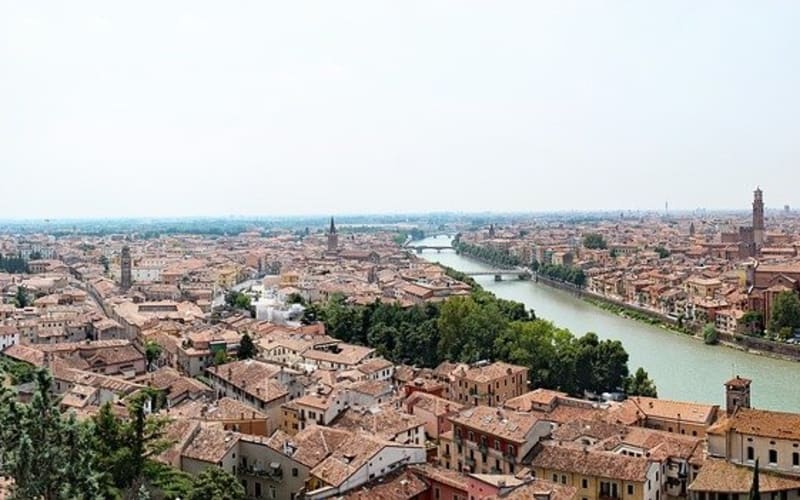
left=0, top=206, right=791, bottom=224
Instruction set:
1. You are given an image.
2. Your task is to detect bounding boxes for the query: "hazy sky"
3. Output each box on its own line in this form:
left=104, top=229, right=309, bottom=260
left=2, top=1, right=798, bottom=219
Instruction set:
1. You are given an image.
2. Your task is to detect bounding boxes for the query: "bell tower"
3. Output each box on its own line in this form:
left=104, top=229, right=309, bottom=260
left=724, top=376, right=751, bottom=415
left=120, top=245, right=132, bottom=290
left=327, top=217, right=338, bottom=253
left=753, top=187, right=765, bottom=248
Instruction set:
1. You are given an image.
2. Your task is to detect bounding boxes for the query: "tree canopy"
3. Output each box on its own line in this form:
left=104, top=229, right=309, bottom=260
left=313, top=275, right=651, bottom=397
left=0, top=253, right=29, bottom=274
left=238, top=332, right=256, bottom=359
left=453, top=240, right=522, bottom=268
left=769, top=291, right=800, bottom=338
left=535, top=263, right=586, bottom=287
left=583, top=233, right=608, bottom=250
left=187, top=467, right=245, bottom=500
left=0, top=369, right=210, bottom=499
left=703, top=323, right=718, bottom=345
left=625, top=367, right=658, bottom=397
left=0, top=370, right=103, bottom=499
left=225, top=290, right=252, bottom=310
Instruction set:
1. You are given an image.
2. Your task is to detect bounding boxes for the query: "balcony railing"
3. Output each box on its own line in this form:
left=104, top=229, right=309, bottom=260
left=239, top=463, right=282, bottom=481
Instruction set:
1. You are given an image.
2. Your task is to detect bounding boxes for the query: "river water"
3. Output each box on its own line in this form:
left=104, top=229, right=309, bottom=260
left=414, top=235, right=800, bottom=412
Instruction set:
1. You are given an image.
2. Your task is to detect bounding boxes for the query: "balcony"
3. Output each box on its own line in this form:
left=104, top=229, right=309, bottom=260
left=239, top=462, right=282, bottom=482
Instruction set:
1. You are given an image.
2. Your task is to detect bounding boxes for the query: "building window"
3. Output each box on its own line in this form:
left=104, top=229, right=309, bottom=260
left=468, top=431, right=474, bottom=442
left=434, top=487, right=440, bottom=499
left=553, top=474, right=558, bottom=483
left=582, top=479, right=588, bottom=489
left=747, top=447, right=755, bottom=461
left=495, top=439, right=501, bottom=450
left=793, top=452, right=799, bottom=467
left=628, top=484, right=634, bottom=495
left=255, top=482, right=262, bottom=498
left=769, top=450, right=778, bottom=464
left=292, top=467, right=298, bottom=477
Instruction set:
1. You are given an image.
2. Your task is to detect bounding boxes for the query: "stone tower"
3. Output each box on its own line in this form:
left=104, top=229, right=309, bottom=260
left=724, top=376, right=751, bottom=415
left=689, top=221, right=695, bottom=237
left=753, top=187, right=765, bottom=248
left=120, top=245, right=132, bottom=290
left=327, top=217, right=338, bottom=253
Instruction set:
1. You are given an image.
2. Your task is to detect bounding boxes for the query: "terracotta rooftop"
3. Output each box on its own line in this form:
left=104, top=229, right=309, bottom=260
left=503, top=389, right=567, bottom=411
left=719, top=407, right=800, bottom=441
left=343, top=468, right=428, bottom=499
left=451, top=406, right=539, bottom=443
left=724, top=376, right=752, bottom=388
left=531, top=444, right=652, bottom=482
left=181, top=426, right=239, bottom=464
left=689, top=458, right=800, bottom=493
left=266, top=425, right=352, bottom=468
left=332, top=406, right=425, bottom=442
left=406, top=392, right=463, bottom=417
left=622, top=396, right=718, bottom=425
left=454, top=362, right=527, bottom=383
left=488, top=478, right=577, bottom=500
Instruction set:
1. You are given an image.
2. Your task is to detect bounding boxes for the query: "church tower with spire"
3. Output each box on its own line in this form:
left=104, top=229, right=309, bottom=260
left=327, top=217, right=339, bottom=253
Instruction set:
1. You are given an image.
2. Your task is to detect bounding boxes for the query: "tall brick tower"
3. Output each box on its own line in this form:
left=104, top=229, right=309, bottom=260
left=753, top=187, right=765, bottom=248
left=327, top=217, right=338, bottom=253
left=120, top=245, right=132, bottom=290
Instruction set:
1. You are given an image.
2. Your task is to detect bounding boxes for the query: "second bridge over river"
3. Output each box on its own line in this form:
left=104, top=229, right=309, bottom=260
left=465, top=269, right=532, bottom=281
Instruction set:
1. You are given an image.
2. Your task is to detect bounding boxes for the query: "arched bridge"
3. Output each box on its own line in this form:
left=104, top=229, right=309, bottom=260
left=465, top=269, right=532, bottom=281
left=409, top=245, right=454, bottom=253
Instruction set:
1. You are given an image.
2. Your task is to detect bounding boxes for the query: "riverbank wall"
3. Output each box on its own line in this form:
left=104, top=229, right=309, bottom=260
left=533, top=275, right=681, bottom=326
left=534, top=274, right=800, bottom=362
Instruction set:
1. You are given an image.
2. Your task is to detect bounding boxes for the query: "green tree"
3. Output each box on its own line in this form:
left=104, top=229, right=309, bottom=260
left=625, top=367, right=658, bottom=397
left=214, top=350, right=229, bottom=366
left=99, top=255, right=110, bottom=274
left=225, top=291, right=251, bottom=310
left=768, top=291, right=800, bottom=337
left=653, top=246, right=670, bottom=259
left=144, top=341, right=162, bottom=371
left=0, top=370, right=103, bottom=499
left=285, top=292, right=306, bottom=305
left=238, top=333, right=256, bottom=359
left=703, top=323, right=719, bottom=345
left=14, top=286, right=29, bottom=308
left=583, top=233, right=608, bottom=250
left=741, top=310, right=764, bottom=336
left=91, top=393, right=170, bottom=494
left=188, top=467, right=246, bottom=500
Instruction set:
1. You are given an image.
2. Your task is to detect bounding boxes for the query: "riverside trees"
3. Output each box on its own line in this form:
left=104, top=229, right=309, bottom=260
left=311, top=284, right=655, bottom=397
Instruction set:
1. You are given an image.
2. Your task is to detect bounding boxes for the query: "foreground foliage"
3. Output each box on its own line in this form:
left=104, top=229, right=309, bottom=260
left=0, top=370, right=228, bottom=499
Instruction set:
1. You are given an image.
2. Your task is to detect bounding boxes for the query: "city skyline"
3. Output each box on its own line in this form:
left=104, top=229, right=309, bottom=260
left=3, top=1, right=800, bottom=218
